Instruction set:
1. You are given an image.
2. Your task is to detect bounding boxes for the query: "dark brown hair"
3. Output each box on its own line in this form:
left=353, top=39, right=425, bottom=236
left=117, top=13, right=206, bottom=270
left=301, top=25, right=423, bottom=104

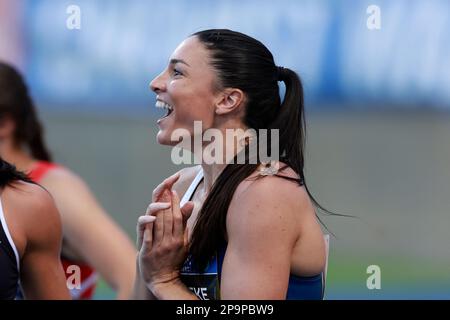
left=0, top=158, right=33, bottom=188
left=188, top=29, right=344, bottom=270
left=0, top=62, right=52, bottom=161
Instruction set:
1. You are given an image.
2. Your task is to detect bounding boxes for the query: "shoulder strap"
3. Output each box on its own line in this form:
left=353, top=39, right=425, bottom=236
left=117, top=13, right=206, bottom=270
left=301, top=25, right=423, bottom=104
left=28, top=161, right=58, bottom=182
left=180, top=168, right=204, bottom=207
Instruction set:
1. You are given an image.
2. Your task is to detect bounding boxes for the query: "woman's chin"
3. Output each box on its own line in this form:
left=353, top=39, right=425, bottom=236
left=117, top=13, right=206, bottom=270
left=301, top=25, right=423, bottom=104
left=156, top=130, right=177, bottom=146
left=156, top=131, right=170, bottom=145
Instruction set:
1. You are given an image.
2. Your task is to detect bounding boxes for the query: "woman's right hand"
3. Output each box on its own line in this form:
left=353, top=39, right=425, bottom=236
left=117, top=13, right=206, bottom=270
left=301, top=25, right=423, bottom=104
left=135, top=173, right=194, bottom=292
left=136, top=173, right=180, bottom=250
left=134, top=173, right=180, bottom=299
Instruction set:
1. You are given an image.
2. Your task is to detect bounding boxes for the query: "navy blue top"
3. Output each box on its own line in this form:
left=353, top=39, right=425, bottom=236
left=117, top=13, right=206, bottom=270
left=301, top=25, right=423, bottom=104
left=179, top=168, right=324, bottom=300
left=0, top=214, right=19, bottom=300
left=180, top=246, right=324, bottom=300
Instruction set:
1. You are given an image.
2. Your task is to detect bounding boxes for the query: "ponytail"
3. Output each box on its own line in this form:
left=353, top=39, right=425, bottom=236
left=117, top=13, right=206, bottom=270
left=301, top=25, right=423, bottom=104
left=270, top=66, right=305, bottom=175
left=275, top=68, right=353, bottom=229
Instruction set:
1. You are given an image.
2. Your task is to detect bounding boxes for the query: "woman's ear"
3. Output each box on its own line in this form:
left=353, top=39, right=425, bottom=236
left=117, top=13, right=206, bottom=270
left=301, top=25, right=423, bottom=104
left=215, top=88, right=245, bottom=115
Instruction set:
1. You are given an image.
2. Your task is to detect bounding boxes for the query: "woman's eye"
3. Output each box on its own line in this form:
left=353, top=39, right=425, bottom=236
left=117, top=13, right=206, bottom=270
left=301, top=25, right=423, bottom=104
left=173, top=68, right=183, bottom=76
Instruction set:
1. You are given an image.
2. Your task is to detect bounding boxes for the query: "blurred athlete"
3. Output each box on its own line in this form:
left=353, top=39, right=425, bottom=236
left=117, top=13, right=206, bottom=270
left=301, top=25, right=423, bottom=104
left=0, top=158, right=70, bottom=299
left=0, top=61, right=136, bottom=299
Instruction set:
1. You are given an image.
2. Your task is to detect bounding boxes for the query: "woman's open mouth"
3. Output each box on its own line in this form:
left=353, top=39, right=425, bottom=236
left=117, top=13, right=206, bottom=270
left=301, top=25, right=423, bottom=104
left=155, top=100, right=174, bottom=120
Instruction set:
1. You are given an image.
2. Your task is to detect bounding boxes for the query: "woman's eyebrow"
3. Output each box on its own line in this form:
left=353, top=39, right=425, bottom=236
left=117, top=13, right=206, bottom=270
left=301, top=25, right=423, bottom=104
left=169, top=58, right=190, bottom=67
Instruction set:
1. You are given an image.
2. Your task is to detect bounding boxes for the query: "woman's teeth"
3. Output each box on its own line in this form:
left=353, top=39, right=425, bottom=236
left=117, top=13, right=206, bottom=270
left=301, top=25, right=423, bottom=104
left=155, top=100, right=174, bottom=118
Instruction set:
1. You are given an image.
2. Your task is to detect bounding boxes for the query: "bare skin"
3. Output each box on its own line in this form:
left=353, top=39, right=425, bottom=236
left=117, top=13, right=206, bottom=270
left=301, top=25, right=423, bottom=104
left=1, top=181, right=70, bottom=299
left=136, top=165, right=326, bottom=299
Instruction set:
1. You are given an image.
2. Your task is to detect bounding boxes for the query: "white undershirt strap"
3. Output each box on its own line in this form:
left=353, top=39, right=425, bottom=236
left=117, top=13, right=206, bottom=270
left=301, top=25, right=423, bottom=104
left=180, top=168, right=204, bottom=207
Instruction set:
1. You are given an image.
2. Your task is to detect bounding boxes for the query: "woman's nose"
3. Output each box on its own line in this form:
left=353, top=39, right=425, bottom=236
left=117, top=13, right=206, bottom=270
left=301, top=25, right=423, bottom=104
left=150, top=72, right=167, bottom=93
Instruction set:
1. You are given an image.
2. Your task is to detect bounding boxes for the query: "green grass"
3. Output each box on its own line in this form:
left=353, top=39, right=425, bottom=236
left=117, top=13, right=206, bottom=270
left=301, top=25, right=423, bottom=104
left=93, top=279, right=116, bottom=300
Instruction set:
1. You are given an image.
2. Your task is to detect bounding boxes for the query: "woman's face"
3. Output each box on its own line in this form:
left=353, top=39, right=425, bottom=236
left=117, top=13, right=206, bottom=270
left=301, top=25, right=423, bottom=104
left=150, top=36, right=220, bottom=146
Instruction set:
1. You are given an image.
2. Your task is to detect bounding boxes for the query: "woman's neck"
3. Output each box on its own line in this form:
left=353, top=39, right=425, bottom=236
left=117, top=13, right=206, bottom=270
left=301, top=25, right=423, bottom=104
left=198, top=121, right=252, bottom=193
left=200, top=163, right=227, bottom=191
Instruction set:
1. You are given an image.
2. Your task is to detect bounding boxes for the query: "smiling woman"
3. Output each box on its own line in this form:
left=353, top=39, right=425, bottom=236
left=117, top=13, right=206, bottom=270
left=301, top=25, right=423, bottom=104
left=150, top=40, right=221, bottom=147
left=155, top=100, right=174, bottom=120
left=134, top=29, right=331, bottom=300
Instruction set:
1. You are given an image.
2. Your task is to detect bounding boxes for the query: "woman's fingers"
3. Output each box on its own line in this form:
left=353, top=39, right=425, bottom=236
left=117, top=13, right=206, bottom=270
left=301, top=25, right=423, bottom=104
left=172, top=191, right=194, bottom=239
left=150, top=172, right=181, bottom=244
left=152, top=172, right=180, bottom=202
left=142, top=223, right=153, bottom=251
left=184, top=228, right=189, bottom=247
left=137, top=215, right=156, bottom=248
left=139, top=215, right=157, bottom=225
left=172, top=192, right=194, bottom=242
left=180, top=201, right=195, bottom=226
left=145, top=202, right=171, bottom=246
left=172, top=190, right=184, bottom=238
left=154, top=210, right=164, bottom=245
left=146, top=202, right=171, bottom=216
left=162, top=192, right=174, bottom=239
left=144, top=201, right=170, bottom=246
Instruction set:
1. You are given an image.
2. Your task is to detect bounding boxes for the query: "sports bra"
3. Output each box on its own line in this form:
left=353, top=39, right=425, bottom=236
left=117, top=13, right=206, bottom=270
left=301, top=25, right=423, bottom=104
left=179, top=167, right=325, bottom=300
left=0, top=195, right=20, bottom=300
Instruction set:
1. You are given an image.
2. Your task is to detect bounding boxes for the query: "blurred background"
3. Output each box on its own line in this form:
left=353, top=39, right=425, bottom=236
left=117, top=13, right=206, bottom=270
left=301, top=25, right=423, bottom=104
left=1, top=0, right=449, bottom=299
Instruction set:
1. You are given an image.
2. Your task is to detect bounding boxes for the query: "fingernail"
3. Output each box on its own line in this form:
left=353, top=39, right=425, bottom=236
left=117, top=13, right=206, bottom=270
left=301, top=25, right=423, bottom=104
left=140, top=216, right=156, bottom=222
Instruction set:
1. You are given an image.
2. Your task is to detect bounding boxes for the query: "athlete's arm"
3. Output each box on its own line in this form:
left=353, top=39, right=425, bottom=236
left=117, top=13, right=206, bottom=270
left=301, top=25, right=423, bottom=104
left=40, top=168, right=137, bottom=299
left=220, top=176, right=304, bottom=299
left=19, top=184, right=71, bottom=299
left=133, top=258, right=157, bottom=300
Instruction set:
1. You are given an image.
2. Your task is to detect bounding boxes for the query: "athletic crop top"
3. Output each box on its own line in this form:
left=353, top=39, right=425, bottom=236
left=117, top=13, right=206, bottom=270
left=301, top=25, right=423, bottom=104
left=0, top=196, right=20, bottom=300
left=179, top=168, right=325, bottom=300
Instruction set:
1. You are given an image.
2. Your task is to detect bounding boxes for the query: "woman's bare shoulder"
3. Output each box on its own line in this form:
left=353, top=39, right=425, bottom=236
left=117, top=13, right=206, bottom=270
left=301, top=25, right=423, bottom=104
left=3, top=181, right=53, bottom=212
left=2, top=181, right=60, bottom=234
left=231, top=162, right=314, bottom=219
left=38, top=165, right=85, bottom=188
